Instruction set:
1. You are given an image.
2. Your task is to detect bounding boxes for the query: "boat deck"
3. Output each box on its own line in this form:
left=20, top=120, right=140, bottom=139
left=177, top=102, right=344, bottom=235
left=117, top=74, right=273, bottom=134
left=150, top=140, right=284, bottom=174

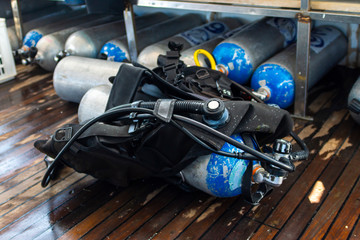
left=0, top=64, right=360, bottom=240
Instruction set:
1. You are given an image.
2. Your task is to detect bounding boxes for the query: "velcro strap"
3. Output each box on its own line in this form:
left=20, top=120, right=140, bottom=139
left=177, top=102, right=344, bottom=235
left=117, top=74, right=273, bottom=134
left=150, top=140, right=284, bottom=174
left=153, top=99, right=177, bottom=123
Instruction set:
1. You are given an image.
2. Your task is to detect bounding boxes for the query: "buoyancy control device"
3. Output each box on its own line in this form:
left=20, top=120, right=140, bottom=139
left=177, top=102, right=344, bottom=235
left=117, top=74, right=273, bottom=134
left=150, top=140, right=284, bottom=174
left=35, top=42, right=308, bottom=204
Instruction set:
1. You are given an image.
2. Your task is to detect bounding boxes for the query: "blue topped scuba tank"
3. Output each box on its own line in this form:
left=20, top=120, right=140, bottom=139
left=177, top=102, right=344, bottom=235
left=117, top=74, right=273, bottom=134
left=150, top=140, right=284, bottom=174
left=250, top=26, right=347, bottom=109
left=212, top=17, right=297, bottom=85
left=180, top=133, right=294, bottom=198
left=181, top=134, right=254, bottom=197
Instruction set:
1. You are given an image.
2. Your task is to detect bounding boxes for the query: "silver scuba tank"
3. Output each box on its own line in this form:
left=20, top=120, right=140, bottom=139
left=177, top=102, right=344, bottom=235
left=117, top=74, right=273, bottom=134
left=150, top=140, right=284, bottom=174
left=99, top=14, right=203, bottom=62
left=32, top=15, right=122, bottom=71
left=250, top=26, right=347, bottom=109
left=53, top=56, right=122, bottom=103
left=137, top=18, right=243, bottom=69
left=7, top=5, right=73, bottom=50
left=62, top=12, right=169, bottom=59
left=213, top=17, right=297, bottom=84
left=181, top=24, right=245, bottom=67
left=348, top=75, right=360, bottom=125
left=78, top=85, right=112, bottom=124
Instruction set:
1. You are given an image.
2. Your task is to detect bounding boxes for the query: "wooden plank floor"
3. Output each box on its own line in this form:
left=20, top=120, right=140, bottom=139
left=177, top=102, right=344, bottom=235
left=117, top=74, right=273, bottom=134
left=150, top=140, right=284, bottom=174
left=0, top=64, right=360, bottom=240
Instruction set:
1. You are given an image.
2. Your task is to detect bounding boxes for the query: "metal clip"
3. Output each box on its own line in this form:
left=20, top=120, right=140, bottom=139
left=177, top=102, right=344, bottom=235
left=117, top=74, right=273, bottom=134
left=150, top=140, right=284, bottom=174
left=53, top=127, right=72, bottom=142
left=128, top=121, right=139, bottom=134
left=195, top=69, right=210, bottom=80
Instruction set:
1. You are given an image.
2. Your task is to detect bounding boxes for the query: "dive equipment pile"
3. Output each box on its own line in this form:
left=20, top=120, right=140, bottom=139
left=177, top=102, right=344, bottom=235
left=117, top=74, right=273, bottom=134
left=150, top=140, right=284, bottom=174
left=35, top=42, right=308, bottom=204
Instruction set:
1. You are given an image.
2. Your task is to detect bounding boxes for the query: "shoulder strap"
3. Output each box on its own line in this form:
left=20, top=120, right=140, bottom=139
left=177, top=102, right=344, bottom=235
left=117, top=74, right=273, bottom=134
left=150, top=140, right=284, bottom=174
left=106, top=64, right=148, bottom=110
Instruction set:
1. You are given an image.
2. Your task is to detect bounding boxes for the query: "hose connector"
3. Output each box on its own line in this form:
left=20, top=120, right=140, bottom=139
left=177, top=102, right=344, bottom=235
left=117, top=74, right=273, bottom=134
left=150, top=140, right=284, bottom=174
left=202, top=98, right=229, bottom=128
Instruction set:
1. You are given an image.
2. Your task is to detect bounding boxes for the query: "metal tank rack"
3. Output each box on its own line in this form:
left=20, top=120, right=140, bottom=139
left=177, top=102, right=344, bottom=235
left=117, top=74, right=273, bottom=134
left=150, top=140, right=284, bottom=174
left=124, top=0, right=360, bottom=118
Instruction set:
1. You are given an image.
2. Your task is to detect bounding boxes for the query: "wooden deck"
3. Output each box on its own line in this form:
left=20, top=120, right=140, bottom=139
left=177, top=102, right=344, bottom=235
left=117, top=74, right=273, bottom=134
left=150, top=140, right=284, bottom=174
left=0, top=64, right=360, bottom=240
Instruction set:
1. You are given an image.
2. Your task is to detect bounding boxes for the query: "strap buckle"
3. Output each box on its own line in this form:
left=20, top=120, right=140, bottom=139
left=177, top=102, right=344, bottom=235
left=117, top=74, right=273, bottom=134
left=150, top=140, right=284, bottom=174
left=53, top=127, right=72, bottom=142
left=195, top=69, right=210, bottom=80
left=163, top=63, right=179, bottom=82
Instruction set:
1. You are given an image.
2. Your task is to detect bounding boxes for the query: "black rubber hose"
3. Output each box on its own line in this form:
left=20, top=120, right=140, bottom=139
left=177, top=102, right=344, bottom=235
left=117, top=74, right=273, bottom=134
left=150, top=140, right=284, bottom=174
left=173, top=114, right=295, bottom=172
left=109, top=100, right=222, bottom=119
left=170, top=119, right=258, bottom=160
left=139, top=100, right=205, bottom=114
left=290, top=131, right=309, bottom=161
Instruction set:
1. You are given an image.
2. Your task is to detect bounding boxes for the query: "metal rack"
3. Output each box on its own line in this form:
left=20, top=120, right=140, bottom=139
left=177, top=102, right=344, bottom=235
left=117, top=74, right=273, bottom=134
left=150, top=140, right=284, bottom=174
left=125, top=0, right=360, bottom=118
left=8, top=0, right=360, bottom=117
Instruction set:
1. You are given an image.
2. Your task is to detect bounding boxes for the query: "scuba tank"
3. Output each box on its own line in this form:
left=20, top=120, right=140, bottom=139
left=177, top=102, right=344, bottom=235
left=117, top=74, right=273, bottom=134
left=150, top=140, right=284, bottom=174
left=250, top=26, right=347, bottom=109
left=53, top=56, right=122, bottom=103
left=212, top=17, right=297, bottom=84
left=28, top=15, right=122, bottom=72
left=137, top=18, right=242, bottom=69
left=99, top=14, right=204, bottom=62
left=60, top=12, right=169, bottom=59
left=348, top=75, right=360, bottom=125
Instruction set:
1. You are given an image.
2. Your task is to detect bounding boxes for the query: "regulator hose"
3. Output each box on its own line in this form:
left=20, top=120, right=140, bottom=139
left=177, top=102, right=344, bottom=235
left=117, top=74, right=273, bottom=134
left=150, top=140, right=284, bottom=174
left=290, top=131, right=309, bottom=161
left=111, top=99, right=226, bottom=121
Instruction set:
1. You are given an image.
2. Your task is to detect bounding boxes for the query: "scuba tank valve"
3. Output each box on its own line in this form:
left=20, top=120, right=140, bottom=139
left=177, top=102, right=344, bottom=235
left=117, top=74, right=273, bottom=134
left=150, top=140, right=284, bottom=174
left=252, top=139, right=292, bottom=187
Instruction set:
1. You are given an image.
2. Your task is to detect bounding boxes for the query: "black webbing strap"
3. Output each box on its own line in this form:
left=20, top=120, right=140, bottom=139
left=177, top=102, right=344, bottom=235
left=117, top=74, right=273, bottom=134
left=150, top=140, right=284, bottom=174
left=53, top=123, right=133, bottom=142
left=78, top=123, right=132, bottom=139
left=242, top=134, right=273, bottom=205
